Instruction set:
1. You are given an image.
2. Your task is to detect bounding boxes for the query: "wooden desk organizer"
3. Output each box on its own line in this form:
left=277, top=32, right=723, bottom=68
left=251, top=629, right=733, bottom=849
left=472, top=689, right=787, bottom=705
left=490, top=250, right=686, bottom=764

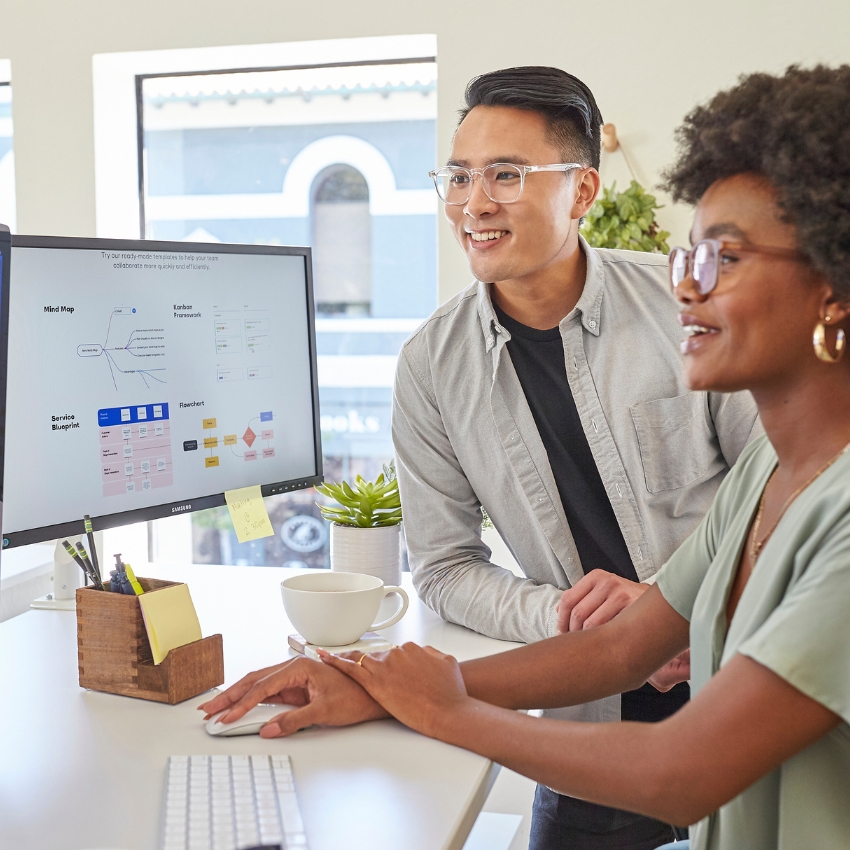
left=76, top=578, right=224, bottom=704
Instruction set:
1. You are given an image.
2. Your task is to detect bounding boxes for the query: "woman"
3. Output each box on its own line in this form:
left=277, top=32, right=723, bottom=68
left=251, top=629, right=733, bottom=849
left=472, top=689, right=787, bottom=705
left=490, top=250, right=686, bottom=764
left=201, top=65, right=850, bottom=849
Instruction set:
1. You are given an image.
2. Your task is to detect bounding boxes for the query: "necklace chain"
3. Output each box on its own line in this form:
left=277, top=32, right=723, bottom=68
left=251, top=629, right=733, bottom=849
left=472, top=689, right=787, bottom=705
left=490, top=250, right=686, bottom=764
left=750, top=441, right=850, bottom=562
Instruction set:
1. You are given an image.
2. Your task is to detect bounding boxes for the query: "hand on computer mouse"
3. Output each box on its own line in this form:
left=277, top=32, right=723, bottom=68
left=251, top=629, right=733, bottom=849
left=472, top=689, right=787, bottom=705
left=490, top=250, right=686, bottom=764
left=205, top=703, right=299, bottom=737
left=197, top=656, right=389, bottom=737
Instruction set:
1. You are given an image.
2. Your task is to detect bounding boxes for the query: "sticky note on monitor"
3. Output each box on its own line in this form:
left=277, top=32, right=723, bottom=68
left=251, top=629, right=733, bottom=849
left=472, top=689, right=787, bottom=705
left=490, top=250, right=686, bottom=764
left=225, top=484, right=274, bottom=543
left=138, top=584, right=203, bottom=665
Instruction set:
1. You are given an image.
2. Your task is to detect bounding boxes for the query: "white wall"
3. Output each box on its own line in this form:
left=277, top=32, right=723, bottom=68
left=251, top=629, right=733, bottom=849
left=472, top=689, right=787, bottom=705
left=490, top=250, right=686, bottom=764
left=1, top=0, right=849, bottom=304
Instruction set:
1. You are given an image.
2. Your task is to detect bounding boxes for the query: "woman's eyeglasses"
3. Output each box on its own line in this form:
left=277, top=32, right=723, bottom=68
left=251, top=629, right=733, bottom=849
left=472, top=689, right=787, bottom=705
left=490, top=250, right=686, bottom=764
left=669, top=238, right=807, bottom=295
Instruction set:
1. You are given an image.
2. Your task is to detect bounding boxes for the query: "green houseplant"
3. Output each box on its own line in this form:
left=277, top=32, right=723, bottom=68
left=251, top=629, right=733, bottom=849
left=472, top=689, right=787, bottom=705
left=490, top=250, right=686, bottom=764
left=317, top=462, right=403, bottom=584
left=316, top=462, right=402, bottom=528
left=580, top=180, right=670, bottom=254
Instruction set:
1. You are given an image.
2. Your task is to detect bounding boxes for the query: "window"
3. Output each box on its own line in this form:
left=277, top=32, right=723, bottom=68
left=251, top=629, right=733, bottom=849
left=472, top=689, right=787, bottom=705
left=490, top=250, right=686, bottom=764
left=105, top=40, right=438, bottom=567
left=312, top=166, right=372, bottom=315
left=0, top=63, right=15, bottom=232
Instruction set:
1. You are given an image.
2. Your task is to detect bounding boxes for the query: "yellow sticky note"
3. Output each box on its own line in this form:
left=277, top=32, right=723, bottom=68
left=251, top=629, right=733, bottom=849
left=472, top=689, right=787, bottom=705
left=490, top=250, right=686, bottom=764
left=138, top=584, right=202, bottom=665
left=225, top=484, right=274, bottom=543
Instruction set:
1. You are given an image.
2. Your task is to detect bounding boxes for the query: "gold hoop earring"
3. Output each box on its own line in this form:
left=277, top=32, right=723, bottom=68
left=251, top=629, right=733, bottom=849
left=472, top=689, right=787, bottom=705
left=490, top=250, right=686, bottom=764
left=813, top=322, right=846, bottom=363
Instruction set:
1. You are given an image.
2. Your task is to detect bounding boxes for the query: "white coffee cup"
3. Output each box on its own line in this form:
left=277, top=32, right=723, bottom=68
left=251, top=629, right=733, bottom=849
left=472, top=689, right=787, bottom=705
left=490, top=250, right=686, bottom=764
left=281, top=571, right=409, bottom=647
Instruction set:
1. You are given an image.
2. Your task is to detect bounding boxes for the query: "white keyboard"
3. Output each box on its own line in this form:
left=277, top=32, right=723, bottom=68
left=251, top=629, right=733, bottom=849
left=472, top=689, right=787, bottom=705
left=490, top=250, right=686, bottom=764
left=162, top=754, right=308, bottom=850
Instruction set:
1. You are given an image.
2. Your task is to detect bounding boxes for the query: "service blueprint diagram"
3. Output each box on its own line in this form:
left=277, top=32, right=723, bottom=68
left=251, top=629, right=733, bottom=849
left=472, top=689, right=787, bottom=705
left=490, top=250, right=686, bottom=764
left=3, top=246, right=319, bottom=535
left=99, top=403, right=173, bottom=496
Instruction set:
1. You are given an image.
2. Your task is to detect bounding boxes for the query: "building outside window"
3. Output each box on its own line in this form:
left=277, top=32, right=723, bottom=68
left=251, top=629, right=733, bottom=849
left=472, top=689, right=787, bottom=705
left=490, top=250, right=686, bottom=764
left=312, top=165, right=372, bottom=316
left=137, top=58, right=437, bottom=567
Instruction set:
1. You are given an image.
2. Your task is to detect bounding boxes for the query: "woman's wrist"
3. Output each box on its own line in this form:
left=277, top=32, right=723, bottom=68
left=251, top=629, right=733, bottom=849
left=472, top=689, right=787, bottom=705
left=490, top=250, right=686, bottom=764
left=430, top=695, right=487, bottom=745
left=363, top=698, right=392, bottom=722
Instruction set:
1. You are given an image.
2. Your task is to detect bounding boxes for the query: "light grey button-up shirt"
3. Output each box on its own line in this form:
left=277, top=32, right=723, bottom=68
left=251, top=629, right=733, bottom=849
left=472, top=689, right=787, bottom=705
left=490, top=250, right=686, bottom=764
left=393, top=240, right=760, bottom=686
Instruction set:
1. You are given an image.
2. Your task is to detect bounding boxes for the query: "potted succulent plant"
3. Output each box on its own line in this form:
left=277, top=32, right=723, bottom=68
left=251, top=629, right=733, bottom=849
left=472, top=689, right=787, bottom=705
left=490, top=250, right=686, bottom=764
left=316, top=461, right=403, bottom=585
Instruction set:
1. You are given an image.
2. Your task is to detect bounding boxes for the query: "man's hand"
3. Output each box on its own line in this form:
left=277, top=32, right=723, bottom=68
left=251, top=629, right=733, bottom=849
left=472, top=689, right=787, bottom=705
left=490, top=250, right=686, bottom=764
left=197, top=656, right=388, bottom=737
left=319, top=643, right=470, bottom=739
left=556, top=569, right=648, bottom=633
left=647, top=649, right=691, bottom=692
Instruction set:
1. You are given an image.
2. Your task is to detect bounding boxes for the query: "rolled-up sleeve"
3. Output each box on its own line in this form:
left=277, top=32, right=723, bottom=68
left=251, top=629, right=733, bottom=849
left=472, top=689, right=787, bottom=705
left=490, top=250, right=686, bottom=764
left=738, top=520, right=850, bottom=725
left=393, top=345, right=562, bottom=643
left=708, top=389, right=763, bottom=466
left=654, top=502, right=719, bottom=623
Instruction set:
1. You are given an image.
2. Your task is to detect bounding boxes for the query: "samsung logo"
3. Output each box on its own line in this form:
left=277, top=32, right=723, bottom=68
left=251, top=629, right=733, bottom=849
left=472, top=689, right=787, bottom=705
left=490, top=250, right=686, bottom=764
left=171, top=504, right=192, bottom=513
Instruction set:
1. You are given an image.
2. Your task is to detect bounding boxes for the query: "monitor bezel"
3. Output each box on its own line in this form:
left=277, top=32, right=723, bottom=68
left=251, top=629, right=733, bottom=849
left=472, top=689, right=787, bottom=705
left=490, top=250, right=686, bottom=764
left=3, top=234, right=323, bottom=548
left=0, top=226, right=10, bottom=517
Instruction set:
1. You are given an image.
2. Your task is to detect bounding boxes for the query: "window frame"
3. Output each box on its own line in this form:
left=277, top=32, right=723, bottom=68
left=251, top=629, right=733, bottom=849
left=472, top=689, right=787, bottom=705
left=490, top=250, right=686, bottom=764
left=92, top=34, right=437, bottom=239
left=0, top=63, right=15, bottom=233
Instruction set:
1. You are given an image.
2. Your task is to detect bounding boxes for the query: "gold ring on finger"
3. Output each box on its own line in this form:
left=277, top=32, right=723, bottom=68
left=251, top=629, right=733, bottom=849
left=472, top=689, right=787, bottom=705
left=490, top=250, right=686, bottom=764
left=357, top=653, right=368, bottom=666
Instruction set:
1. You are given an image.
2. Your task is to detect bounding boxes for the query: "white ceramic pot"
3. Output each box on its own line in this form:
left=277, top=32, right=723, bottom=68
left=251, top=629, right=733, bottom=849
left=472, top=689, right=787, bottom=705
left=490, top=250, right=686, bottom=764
left=330, top=523, right=402, bottom=587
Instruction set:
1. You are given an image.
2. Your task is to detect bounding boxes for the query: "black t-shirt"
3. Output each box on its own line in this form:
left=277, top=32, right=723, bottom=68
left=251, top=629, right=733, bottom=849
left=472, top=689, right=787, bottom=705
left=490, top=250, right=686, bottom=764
left=494, top=303, right=689, bottom=723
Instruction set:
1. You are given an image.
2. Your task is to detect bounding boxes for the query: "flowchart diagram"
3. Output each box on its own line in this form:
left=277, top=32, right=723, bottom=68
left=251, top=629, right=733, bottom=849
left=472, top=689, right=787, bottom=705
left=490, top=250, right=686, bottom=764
left=78, top=307, right=167, bottom=392
left=98, top=403, right=173, bottom=496
left=183, top=411, right=275, bottom=468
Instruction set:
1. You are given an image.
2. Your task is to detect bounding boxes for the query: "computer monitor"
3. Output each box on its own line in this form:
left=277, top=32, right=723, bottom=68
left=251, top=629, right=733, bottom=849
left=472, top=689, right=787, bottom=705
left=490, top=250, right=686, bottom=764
left=0, top=225, right=10, bottom=573
left=1, top=236, right=322, bottom=549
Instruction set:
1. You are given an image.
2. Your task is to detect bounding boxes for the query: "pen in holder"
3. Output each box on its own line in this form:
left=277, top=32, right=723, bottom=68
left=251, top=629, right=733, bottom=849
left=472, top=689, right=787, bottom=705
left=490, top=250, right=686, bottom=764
left=76, top=578, right=224, bottom=704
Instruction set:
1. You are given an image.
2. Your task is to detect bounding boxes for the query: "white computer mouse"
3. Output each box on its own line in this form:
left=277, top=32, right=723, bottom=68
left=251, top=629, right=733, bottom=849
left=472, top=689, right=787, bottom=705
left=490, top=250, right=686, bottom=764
left=205, top=703, right=296, bottom=737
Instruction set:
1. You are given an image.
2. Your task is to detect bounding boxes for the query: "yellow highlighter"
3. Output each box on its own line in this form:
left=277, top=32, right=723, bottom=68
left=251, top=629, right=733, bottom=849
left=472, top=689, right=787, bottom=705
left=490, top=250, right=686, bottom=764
left=124, top=563, right=145, bottom=596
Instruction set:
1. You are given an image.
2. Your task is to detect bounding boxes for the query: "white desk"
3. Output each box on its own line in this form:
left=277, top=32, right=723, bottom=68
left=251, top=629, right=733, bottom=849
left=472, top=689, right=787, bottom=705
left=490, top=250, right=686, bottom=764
left=0, top=563, right=519, bottom=850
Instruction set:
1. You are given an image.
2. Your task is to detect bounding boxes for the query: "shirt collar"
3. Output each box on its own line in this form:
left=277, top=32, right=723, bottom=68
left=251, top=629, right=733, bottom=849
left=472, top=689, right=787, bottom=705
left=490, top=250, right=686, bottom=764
left=571, top=235, right=604, bottom=337
left=476, top=235, right=604, bottom=349
left=476, top=280, right=501, bottom=352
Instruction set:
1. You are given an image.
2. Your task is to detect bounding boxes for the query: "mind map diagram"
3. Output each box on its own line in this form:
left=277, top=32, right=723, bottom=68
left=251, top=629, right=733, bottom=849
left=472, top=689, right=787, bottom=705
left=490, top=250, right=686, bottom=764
left=77, top=307, right=167, bottom=391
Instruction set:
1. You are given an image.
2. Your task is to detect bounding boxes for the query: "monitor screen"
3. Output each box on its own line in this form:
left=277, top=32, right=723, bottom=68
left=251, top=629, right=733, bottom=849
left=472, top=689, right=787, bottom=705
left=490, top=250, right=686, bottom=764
left=2, top=236, right=322, bottom=548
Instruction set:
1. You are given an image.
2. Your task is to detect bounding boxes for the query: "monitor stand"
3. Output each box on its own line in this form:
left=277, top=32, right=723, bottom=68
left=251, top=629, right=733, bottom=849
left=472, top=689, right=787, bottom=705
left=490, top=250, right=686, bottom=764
left=30, top=536, right=103, bottom=612
left=30, top=595, right=77, bottom=611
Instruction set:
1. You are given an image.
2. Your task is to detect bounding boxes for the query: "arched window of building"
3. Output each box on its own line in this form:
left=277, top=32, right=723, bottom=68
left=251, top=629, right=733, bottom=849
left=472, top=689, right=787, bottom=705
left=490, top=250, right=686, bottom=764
left=311, top=165, right=371, bottom=316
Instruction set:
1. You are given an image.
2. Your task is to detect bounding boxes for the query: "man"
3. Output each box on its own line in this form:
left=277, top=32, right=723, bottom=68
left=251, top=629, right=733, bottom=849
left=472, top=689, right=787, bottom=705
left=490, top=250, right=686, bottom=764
left=391, top=66, right=759, bottom=849
left=201, top=66, right=760, bottom=849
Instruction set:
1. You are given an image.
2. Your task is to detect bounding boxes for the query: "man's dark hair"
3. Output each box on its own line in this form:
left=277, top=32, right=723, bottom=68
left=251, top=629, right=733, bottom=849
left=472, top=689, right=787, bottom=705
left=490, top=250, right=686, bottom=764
left=662, top=64, right=850, bottom=298
left=459, top=66, right=603, bottom=169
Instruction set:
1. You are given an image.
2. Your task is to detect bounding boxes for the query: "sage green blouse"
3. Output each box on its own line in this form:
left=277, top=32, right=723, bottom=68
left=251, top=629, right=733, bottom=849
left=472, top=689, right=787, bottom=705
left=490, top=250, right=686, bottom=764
left=656, top=435, right=850, bottom=850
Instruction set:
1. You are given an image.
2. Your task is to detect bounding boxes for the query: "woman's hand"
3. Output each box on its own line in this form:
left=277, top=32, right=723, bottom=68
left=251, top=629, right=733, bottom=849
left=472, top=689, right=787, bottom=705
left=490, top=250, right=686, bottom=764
left=319, top=642, right=470, bottom=739
left=197, top=656, right=388, bottom=737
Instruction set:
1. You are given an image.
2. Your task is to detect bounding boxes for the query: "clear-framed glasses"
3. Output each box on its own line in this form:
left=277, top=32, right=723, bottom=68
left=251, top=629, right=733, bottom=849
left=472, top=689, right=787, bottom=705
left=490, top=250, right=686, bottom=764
left=428, top=162, right=583, bottom=205
left=669, top=238, right=807, bottom=295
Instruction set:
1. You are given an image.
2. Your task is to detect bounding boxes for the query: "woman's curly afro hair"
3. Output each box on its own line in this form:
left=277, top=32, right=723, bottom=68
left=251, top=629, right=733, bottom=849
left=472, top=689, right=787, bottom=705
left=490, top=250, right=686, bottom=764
left=662, top=65, right=850, bottom=298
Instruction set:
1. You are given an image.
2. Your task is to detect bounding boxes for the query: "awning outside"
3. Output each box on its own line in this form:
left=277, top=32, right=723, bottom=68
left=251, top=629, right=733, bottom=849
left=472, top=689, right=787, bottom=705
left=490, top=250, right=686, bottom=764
left=143, top=62, right=437, bottom=105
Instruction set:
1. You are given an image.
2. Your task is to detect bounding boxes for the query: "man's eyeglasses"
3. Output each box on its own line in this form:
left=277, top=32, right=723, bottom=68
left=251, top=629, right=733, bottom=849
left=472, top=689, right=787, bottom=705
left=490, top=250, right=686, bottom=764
left=428, top=163, right=583, bottom=206
left=669, top=238, right=808, bottom=295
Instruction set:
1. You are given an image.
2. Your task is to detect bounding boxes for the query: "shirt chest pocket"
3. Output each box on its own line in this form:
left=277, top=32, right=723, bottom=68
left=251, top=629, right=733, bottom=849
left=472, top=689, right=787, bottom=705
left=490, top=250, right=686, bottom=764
left=629, top=392, right=717, bottom=493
